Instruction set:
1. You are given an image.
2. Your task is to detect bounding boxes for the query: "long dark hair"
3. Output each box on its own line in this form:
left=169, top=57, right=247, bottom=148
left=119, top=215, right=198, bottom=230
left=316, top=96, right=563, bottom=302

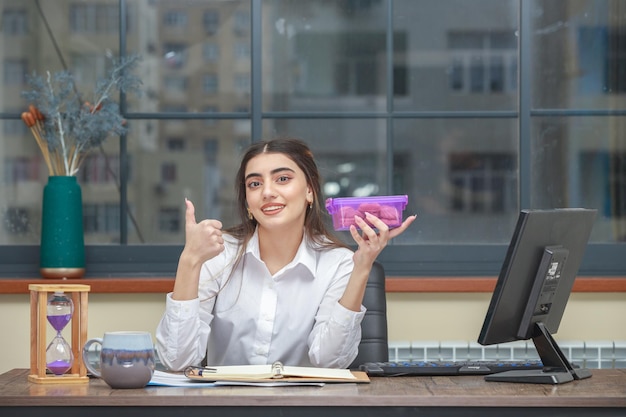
left=225, top=137, right=348, bottom=252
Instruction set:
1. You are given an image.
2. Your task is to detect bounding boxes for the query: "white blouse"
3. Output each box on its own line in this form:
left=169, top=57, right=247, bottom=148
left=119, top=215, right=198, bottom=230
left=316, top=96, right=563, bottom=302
left=155, top=229, right=365, bottom=371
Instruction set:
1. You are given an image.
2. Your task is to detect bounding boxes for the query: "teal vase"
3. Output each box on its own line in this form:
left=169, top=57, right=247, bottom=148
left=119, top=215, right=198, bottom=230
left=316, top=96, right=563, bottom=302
left=40, top=176, right=85, bottom=279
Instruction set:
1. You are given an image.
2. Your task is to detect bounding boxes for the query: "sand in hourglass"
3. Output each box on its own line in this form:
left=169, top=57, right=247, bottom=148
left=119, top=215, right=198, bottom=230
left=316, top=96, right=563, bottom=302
left=46, top=313, right=73, bottom=375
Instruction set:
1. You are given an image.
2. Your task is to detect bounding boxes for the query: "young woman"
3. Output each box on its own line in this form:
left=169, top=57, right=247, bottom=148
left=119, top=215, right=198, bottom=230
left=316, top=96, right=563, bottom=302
left=155, top=138, right=416, bottom=371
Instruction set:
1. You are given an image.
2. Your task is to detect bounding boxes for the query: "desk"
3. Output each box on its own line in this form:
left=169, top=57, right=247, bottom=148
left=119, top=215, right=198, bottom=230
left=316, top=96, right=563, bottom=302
left=1, top=368, right=625, bottom=417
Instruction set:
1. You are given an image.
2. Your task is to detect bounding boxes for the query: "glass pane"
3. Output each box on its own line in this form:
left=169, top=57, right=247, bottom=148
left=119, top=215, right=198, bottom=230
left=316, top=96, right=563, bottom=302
left=531, top=117, right=626, bottom=242
left=0, top=0, right=124, bottom=245
left=127, top=0, right=250, bottom=113
left=263, top=118, right=389, bottom=245
left=394, top=0, right=518, bottom=111
left=263, top=118, right=389, bottom=196
left=532, top=0, right=626, bottom=109
left=263, top=118, right=389, bottom=234
left=394, top=118, right=519, bottom=243
left=126, top=120, right=247, bottom=244
left=263, top=0, right=389, bottom=112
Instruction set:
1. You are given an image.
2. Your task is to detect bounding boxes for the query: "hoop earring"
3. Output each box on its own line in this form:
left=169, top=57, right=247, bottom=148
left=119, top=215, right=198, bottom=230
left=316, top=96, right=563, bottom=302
left=247, top=207, right=253, bottom=220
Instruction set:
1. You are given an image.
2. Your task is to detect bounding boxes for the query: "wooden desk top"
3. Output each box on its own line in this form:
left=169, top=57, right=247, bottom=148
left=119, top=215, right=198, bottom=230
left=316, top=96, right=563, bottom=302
left=1, top=368, right=625, bottom=409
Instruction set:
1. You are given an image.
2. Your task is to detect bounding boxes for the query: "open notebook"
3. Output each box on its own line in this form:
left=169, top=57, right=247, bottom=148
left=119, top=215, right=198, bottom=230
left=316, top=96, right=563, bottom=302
left=183, top=361, right=369, bottom=384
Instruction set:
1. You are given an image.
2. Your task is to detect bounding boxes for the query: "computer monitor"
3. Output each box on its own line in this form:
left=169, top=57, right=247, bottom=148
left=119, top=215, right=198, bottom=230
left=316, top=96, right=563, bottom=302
left=478, top=208, right=597, bottom=384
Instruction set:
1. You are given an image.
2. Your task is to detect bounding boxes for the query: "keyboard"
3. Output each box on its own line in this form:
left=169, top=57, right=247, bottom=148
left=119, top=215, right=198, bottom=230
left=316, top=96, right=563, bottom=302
left=358, top=360, right=544, bottom=376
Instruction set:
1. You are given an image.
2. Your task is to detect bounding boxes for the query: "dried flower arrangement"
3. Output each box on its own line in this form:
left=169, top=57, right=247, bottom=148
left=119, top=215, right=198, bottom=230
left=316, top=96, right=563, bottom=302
left=21, top=54, right=142, bottom=176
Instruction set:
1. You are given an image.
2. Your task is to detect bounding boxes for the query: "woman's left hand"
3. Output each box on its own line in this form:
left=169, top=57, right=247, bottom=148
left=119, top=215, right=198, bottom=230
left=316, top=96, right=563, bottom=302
left=349, top=212, right=417, bottom=268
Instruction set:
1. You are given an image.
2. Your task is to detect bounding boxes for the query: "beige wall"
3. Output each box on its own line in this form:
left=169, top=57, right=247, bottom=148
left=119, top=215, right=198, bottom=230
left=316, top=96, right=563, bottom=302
left=1, top=292, right=625, bottom=375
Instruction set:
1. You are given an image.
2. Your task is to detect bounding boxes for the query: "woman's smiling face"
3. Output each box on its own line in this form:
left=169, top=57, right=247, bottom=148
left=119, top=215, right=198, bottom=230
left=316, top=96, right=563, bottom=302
left=244, top=152, right=313, bottom=231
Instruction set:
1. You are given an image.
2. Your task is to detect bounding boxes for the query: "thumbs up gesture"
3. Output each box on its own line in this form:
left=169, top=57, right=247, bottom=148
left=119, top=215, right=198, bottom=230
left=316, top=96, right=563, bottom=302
left=183, top=198, right=225, bottom=265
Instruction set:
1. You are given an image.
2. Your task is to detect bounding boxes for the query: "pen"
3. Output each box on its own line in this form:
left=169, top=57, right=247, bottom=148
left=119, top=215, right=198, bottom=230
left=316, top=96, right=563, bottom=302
left=197, top=367, right=217, bottom=376
left=184, top=366, right=216, bottom=377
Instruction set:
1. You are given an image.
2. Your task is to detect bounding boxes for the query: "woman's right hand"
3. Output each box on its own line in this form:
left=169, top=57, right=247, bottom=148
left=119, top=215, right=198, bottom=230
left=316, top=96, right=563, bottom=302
left=182, top=198, right=225, bottom=265
left=172, top=199, right=224, bottom=300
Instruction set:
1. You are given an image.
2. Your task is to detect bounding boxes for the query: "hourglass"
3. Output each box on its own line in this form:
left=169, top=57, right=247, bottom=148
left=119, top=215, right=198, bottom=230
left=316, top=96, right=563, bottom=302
left=46, top=292, right=74, bottom=375
left=29, top=284, right=90, bottom=384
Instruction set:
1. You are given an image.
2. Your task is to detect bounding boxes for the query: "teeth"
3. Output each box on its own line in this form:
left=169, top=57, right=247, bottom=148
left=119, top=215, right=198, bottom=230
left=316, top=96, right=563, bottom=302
left=262, top=205, right=283, bottom=212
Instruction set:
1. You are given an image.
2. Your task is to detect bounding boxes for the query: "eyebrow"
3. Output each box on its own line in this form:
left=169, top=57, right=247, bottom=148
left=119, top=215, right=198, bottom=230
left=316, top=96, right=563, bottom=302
left=245, top=167, right=296, bottom=181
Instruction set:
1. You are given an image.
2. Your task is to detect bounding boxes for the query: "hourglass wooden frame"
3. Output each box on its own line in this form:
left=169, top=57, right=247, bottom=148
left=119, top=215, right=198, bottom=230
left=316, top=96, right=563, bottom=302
left=28, top=283, right=90, bottom=384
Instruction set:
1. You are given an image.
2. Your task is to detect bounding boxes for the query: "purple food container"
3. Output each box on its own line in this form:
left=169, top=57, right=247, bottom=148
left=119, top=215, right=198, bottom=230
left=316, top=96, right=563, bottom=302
left=325, top=195, right=408, bottom=231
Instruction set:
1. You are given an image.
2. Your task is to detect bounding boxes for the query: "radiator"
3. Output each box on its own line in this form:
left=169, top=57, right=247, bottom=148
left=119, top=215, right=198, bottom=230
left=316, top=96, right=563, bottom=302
left=388, top=340, right=626, bottom=369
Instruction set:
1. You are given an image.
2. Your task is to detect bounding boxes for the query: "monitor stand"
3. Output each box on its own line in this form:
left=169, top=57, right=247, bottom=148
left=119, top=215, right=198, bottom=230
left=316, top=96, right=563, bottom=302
left=485, top=322, right=592, bottom=384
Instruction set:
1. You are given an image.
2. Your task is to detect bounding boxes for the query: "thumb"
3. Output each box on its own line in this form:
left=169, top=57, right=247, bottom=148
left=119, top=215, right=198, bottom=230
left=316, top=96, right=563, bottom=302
left=185, top=198, right=197, bottom=226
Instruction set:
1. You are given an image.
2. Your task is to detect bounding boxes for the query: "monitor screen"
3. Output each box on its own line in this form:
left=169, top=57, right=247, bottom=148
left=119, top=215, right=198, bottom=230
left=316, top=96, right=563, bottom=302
left=477, top=208, right=597, bottom=384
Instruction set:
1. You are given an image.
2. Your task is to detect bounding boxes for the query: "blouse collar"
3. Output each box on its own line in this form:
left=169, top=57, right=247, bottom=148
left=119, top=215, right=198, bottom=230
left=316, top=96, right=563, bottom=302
left=245, top=227, right=317, bottom=280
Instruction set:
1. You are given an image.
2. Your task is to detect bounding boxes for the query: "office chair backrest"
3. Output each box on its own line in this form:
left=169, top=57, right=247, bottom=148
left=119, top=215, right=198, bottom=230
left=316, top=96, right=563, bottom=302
left=349, top=261, right=389, bottom=369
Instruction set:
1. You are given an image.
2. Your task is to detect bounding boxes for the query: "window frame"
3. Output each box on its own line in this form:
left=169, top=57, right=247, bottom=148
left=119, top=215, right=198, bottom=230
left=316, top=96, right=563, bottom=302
left=0, top=0, right=624, bottom=280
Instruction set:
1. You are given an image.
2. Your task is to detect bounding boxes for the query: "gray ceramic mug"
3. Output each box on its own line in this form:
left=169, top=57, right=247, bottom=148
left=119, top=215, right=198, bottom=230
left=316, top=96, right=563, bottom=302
left=82, top=331, right=155, bottom=389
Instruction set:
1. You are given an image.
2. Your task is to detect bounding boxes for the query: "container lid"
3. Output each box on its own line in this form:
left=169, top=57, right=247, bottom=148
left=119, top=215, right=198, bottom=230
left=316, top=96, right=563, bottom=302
left=325, top=195, right=408, bottom=214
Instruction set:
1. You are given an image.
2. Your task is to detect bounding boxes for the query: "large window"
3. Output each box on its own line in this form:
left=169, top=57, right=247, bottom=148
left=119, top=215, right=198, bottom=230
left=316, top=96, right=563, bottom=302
left=0, top=0, right=624, bottom=277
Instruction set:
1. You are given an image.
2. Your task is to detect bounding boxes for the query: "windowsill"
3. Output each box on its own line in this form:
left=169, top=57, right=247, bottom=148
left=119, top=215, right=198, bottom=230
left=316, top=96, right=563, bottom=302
left=0, top=276, right=624, bottom=294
